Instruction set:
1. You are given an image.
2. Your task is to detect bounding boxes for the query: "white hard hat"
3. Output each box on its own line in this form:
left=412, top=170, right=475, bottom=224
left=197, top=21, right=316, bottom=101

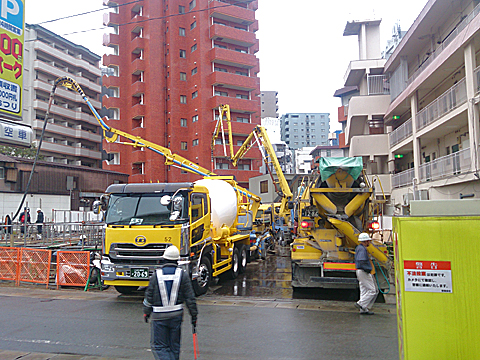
left=358, top=233, right=372, bottom=242
left=37, top=208, right=42, bottom=212
left=163, top=245, right=180, bottom=261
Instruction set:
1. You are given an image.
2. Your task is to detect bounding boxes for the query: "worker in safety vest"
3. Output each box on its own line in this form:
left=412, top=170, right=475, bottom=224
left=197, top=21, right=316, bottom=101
left=143, top=245, right=198, bottom=360
left=354, top=233, right=379, bottom=315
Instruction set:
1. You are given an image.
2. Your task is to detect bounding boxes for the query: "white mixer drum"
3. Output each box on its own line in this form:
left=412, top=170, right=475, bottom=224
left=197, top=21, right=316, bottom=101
left=195, top=179, right=237, bottom=233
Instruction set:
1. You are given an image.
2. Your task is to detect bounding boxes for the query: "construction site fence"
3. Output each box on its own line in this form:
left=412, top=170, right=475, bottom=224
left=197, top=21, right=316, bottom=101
left=0, top=247, right=92, bottom=288
left=0, top=221, right=104, bottom=249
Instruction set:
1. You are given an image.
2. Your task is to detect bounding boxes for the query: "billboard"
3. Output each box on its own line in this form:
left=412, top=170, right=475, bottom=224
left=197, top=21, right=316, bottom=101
left=0, top=0, right=24, bottom=118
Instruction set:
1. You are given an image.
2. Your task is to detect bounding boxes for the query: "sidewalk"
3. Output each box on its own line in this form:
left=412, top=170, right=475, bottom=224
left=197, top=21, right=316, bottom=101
left=0, top=350, right=125, bottom=360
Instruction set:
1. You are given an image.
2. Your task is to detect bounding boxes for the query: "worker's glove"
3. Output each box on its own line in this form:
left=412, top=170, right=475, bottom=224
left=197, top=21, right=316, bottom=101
left=144, top=314, right=150, bottom=323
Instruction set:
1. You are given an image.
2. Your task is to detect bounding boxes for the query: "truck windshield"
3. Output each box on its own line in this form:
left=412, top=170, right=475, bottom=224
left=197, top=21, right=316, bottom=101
left=105, top=193, right=188, bottom=225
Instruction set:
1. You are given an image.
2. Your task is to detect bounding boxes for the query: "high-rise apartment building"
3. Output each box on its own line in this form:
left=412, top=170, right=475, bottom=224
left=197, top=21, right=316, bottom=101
left=102, top=0, right=261, bottom=188
left=260, top=91, right=278, bottom=118
left=280, top=113, right=330, bottom=150
left=23, top=24, right=103, bottom=167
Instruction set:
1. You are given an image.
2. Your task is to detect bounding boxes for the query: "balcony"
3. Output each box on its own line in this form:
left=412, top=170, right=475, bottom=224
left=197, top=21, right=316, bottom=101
left=416, top=78, right=467, bottom=131
left=132, top=103, right=146, bottom=119
left=131, top=37, right=146, bottom=54
left=209, top=0, right=255, bottom=25
left=207, top=95, right=259, bottom=114
left=208, top=71, right=257, bottom=91
left=367, top=75, right=389, bottom=95
left=344, top=59, right=386, bottom=87
left=250, top=20, right=258, bottom=32
left=103, top=54, right=120, bottom=67
left=103, top=12, right=120, bottom=26
left=34, top=100, right=98, bottom=126
left=132, top=58, right=146, bottom=75
left=32, top=120, right=101, bottom=143
left=389, top=118, right=412, bottom=148
left=132, top=149, right=147, bottom=163
left=209, top=47, right=258, bottom=69
left=103, top=96, right=122, bottom=109
left=337, top=105, right=347, bottom=122
left=103, top=33, right=119, bottom=48
left=349, top=134, right=389, bottom=157
left=132, top=81, right=145, bottom=97
left=392, top=168, right=414, bottom=189
left=418, top=148, right=470, bottom=183
left=102, top=74, right=121, bottom=88
left=210, top=24, right=256, bottom=47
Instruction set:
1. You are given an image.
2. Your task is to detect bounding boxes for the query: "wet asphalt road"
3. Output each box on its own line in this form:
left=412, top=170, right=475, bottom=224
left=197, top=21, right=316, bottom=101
left=0, top=247, right=398, bottom=359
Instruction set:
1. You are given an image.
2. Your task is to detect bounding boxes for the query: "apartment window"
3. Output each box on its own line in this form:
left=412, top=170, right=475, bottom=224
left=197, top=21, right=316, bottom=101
left=180, top=95, right=187, bottom=104
left=214, top=44, right=227, bottom=49
left=215, top=90, right=228, bottom=97
left=132, top=162, right=144, bottom=175
left=238, top=164, right=250, bottom=170
left=179, top=5, right=185, bottom=13
left=191, top=44, right=197, bottom=52
left=294, top=129, right=298, bottom=132
left=235, top=48, right=247, bottom=53
left=190, top=21, right=196, bottom=30
left=214, top=67, right=227, bottom=72
left=192, top=115, right=198, bottom=122
left=192, top=139, right=199, bottom=146
left=180, top=118, right=187, bottom=127
left=237, top=140, right=244, bottom=146
left=236, top=70, right=248, bottom=76
left=218, top=162, right=229, bottom=170
left=0, top=167, right=5, bottom=179
left=181, top=141, right=188, bottom=150
left=215, top=139, right=228, bottom=145
left=311, top=115, right=315, bottom=119
left=192, top=91, right=198, bottom=99
left=321, top=122, right=325, bottom=126
left=191, top=67, right=197, bottom=75
left=106, top=153, right=120, bottom=165
left=180, top=72, right=187, bottom=81
left=189, top=0, right=196, bottom=11
left=321, top=135, right=326, bottom=138
left=179, top=27, right=186, bottom=36
left=321, top=129, right=325, bottom=132
left=179, top=49, right=186, bottom=58
left=236, top=94, right=248, bottom=99
left=260, top=180, right=268, bottom=194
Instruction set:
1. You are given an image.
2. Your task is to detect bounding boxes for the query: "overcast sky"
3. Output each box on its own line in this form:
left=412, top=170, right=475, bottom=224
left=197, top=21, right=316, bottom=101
left=25, top=0, right=428, bottom=131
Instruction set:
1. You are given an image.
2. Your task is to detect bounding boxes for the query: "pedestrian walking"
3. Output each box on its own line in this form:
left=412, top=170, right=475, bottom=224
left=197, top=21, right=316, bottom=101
left=354, top=232, right=378, bottom=315
left=36, top=208, right=44, bottom=235
left=19, top=208, right=31, bottom=234
left=143, top=245, right=198, bottom=360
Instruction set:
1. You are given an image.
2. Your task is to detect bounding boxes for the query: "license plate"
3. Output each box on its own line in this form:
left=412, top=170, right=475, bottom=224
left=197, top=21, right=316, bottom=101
left=130, top=268, right=149, bottom=279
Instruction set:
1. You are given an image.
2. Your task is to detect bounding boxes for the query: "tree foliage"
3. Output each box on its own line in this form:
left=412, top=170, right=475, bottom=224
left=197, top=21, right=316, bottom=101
left=0, top=144, right=44, bottom=160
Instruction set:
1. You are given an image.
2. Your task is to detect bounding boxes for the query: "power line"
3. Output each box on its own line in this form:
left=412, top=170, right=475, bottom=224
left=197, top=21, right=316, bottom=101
left=30, top=1, right=250, bottom=41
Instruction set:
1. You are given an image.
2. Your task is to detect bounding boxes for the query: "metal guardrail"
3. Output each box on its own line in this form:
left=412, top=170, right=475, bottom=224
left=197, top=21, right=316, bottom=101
left=418, top=148, right=470, bottom=182
left=392, top=168, right=414, bottom=189
left=367, top=75, right=390, bottom=95
left=416, top=78, right=467, bottom=131
left=0, top=222, right=104, bottom=249
left=389, top=118, right=412, bottom=147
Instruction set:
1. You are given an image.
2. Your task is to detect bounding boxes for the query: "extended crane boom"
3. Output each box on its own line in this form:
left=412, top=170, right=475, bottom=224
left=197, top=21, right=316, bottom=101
left=212, top=104, right=292, bottom=215
left=54, top=77, right=261, bottom=203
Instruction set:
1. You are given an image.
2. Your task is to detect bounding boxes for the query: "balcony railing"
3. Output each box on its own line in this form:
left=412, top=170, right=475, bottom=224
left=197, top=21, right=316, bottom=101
left=406, top=2, right=480, bottom=88
left=419, top=148, right=470, bottom=182
left=416, top=78, right=467, bottom=131
left=474, top=65, right=480, bottom=94
left=367, top=75, right=390, bottom=95
left=389, top=118, right=412, bottom=147
left=392, top=168, right=414, bottom=189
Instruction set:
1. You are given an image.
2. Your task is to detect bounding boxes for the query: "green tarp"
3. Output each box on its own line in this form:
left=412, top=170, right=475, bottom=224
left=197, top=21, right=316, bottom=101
left=318, top=157, right=363, bottom=182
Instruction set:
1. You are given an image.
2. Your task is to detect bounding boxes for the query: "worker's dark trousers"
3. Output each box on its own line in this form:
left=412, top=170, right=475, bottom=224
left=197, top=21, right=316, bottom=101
left=151, top=315, right=182, bottom=360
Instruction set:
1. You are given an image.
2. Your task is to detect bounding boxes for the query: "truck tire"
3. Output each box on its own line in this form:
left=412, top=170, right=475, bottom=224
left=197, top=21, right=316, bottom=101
left=193, top=256, right=211, bottom=296
left=239, top=245, right=247, bottom=274
left=229, top=247, right=240, bottom=279
left=114, top=285, right=138, bottom=295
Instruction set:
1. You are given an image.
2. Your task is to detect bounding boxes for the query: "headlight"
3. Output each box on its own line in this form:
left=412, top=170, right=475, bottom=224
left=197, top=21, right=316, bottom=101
left=101, top=257, right=114, bottom=272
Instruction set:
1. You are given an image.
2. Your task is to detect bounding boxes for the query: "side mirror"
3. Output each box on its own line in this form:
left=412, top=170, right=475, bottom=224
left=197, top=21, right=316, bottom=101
left=169, top=196, right=183, bottom=221
left=92, top=200, right=102, bottom=214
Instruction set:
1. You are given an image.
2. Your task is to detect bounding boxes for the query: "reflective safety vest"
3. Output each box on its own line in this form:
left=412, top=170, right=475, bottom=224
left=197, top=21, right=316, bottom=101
left=152, top=268, right=183, bottom=313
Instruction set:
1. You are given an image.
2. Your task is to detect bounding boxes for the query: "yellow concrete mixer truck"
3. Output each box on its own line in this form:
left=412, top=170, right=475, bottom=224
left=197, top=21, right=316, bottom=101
left=290, top=157, right=392, bottom=291
left=53, top=77, right=261, bottom=296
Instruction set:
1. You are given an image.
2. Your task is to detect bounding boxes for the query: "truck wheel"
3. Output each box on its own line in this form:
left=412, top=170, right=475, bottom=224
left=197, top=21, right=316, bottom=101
left=230, top=247, right=240, bottom=279
left=239, top=245, right=247, bottom=274
left=114, top=286, right=138, bottom=295
left=193, top=256, right=211, bottom=296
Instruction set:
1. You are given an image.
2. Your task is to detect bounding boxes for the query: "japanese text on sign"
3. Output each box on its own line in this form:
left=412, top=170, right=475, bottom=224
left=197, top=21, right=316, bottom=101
left=404, top=260, right=452, bottom=293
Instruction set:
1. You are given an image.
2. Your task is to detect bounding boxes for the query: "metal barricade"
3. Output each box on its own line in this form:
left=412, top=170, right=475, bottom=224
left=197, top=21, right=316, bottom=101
left=57, top=251, right=90, bottom=289
left=17, top=248, right=52, bottom=288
